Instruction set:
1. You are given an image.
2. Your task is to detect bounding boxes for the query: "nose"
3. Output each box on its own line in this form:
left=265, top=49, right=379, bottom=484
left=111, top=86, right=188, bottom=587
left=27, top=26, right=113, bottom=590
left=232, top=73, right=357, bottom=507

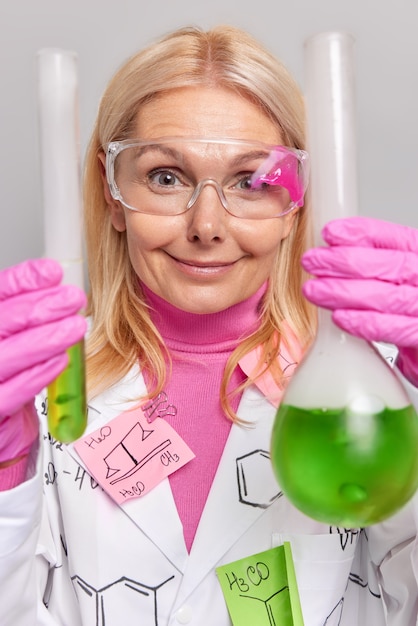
left=186, top=179, right=228, bottom=244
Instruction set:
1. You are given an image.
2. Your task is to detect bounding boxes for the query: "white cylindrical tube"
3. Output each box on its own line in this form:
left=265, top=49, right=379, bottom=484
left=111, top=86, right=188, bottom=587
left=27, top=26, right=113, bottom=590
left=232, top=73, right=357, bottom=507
left=38, top=48, right=84, bottom=289
left=304, top=32, right=359, bottom=244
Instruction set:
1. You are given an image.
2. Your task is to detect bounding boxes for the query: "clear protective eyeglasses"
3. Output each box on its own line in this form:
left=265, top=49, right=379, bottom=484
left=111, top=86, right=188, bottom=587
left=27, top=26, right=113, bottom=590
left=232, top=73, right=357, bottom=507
left=105, top=137, right=310, bottom=219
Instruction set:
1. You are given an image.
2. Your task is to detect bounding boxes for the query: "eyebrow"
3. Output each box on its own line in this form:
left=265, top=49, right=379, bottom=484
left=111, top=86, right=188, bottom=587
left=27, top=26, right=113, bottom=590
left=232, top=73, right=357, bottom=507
left=131, top=143, right=271, bottom=168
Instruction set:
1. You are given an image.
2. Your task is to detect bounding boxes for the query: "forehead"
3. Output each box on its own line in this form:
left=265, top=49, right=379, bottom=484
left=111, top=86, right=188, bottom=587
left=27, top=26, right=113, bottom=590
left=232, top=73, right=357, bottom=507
left=121, top=138, right=279, bottom=176
left=132, top=86, right=284, bottom=145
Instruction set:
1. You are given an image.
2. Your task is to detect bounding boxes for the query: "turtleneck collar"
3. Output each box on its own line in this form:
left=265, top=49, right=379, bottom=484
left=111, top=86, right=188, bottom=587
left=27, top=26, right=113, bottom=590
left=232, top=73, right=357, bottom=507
left=140, top=281, right=267, bottom=352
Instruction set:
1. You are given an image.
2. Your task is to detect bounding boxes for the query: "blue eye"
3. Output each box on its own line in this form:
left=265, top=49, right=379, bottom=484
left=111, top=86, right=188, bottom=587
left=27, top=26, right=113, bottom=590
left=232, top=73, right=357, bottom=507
left=235, top=174, right=276, bottom=193
left=149, top=169, right=181, bottom=187
left=235, top=174, right=255, bottom=191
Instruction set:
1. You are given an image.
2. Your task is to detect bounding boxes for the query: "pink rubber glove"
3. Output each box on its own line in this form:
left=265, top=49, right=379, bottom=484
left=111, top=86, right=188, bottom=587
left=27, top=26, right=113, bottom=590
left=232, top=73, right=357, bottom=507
left=302, top=216, right=418, bottom=387
left=0, top=258, right=87, bottom=468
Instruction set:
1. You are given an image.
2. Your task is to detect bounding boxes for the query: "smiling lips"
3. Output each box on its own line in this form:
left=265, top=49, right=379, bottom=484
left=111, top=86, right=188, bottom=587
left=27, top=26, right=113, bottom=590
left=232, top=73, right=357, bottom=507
left=169, top=254, right=239, bottom=276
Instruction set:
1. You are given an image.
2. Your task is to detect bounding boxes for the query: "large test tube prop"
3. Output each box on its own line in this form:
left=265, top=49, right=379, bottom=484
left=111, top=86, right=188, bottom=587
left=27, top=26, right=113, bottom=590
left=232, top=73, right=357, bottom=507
left=38, top=49, right=87, bottom=442
left=270, top=33, right=418, bottom=527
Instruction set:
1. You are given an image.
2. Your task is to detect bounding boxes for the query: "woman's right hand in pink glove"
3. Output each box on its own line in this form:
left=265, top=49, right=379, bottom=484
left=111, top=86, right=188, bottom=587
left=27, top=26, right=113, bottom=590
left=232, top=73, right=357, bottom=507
left=0, top=258, right=87, bottom=418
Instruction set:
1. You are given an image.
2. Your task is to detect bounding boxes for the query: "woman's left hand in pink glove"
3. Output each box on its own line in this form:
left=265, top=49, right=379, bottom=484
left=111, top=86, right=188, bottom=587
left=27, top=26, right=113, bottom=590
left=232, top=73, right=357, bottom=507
left=302, top=216, right=418, bottom=387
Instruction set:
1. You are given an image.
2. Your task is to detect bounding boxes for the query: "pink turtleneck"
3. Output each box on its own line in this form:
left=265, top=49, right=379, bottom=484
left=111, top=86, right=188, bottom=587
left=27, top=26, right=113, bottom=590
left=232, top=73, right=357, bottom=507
left=141, top=283, right=266, bottom=552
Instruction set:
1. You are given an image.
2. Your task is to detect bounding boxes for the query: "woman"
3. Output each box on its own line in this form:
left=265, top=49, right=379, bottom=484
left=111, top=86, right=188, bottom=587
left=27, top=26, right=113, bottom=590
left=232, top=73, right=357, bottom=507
left=1, top=25, right=418, bottom=625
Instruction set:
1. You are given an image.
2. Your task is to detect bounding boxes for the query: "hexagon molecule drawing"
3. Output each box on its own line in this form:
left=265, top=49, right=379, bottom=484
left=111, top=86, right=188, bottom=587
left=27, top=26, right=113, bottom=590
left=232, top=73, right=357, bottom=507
left=71, top=573, right=174, bottom=626
left=236, top=449, right=282, bottom=508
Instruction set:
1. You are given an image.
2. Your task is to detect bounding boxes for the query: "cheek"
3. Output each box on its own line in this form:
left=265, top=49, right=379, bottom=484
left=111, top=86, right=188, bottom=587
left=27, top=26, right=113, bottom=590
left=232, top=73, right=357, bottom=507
left=123, top=215, right=181, bottom=270
left=124, top=215, right=177, bottom=250
left=238, top=220, right=290, bottom=259
left=124, top=225, right=152, bottom=255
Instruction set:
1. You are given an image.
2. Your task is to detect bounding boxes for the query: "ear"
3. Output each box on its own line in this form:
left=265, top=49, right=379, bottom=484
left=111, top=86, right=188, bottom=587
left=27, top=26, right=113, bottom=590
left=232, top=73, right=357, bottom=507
left=281, top=206, right=300, bottom=239
left=98, top=152, right=127, bottom=232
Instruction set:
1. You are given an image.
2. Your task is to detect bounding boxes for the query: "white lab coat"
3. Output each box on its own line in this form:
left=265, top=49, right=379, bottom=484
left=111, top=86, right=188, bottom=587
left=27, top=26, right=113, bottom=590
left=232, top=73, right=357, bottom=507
left=0, top=362, right=417, bottom=626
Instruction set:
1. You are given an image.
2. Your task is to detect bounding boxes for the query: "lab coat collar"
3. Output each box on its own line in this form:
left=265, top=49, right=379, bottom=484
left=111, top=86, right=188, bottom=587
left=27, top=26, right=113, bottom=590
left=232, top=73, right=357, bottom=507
left=67, top=364, right=189, bottom=573
left=238, top=321, right=304, bottom=407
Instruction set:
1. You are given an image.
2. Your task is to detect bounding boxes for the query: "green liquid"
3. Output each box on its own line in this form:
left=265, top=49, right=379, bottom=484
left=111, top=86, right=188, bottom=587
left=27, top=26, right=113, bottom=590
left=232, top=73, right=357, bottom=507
left=47, top=341, right=87, bottom=443
left=271, top=403, right=418, bottom=527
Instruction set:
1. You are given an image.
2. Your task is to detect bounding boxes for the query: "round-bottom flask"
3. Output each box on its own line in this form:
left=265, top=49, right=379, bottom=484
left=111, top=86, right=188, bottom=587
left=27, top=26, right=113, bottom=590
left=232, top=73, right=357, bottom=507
left=271, top=310, right=418, bottom=527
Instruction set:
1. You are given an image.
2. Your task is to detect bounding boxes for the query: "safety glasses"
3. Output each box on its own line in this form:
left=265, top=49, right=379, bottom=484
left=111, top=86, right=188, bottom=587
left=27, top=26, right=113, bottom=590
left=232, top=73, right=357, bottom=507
left=105, top=137, right=309, bottom=219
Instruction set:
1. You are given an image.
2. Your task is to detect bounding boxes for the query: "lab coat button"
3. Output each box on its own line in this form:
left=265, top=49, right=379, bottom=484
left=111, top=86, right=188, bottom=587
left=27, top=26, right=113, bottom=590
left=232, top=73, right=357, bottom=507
left=175, top=604, right=193, bottom=623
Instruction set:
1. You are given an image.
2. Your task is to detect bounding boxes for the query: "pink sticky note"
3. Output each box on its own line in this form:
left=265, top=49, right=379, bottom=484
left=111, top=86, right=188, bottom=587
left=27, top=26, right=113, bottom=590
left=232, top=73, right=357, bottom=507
left=74, top=406, right=195, bottom=504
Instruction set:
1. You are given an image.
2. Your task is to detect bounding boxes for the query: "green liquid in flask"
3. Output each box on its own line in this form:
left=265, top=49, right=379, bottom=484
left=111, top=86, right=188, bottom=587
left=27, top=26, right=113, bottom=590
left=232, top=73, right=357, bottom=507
left=47, top=340, right=87, bottom=443
left=271, top=402, right=418, bottom=527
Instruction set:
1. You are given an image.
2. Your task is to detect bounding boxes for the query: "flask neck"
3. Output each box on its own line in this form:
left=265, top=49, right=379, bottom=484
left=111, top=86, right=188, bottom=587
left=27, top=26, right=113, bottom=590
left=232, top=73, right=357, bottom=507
left=314, top=307, right=348, bottom=349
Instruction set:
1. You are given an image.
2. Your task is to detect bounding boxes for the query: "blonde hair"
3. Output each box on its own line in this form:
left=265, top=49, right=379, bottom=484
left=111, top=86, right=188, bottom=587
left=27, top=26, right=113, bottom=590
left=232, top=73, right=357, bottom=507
left=84, top=25, right=315, bottom=418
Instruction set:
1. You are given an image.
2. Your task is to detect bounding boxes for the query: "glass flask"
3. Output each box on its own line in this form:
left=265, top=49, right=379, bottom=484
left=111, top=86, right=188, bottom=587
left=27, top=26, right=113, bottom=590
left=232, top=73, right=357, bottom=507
left=270, top=32, right=418, bottom=527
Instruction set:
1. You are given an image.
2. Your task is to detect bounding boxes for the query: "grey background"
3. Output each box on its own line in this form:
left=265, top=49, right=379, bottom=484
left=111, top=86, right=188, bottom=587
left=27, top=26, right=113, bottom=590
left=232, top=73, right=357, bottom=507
left=1, top=0, right=417, bottom=269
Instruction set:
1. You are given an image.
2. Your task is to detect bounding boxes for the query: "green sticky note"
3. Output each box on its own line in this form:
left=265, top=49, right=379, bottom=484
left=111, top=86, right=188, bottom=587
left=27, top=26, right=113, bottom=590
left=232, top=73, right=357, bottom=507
left=216, top=542, right=304, bottom=626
